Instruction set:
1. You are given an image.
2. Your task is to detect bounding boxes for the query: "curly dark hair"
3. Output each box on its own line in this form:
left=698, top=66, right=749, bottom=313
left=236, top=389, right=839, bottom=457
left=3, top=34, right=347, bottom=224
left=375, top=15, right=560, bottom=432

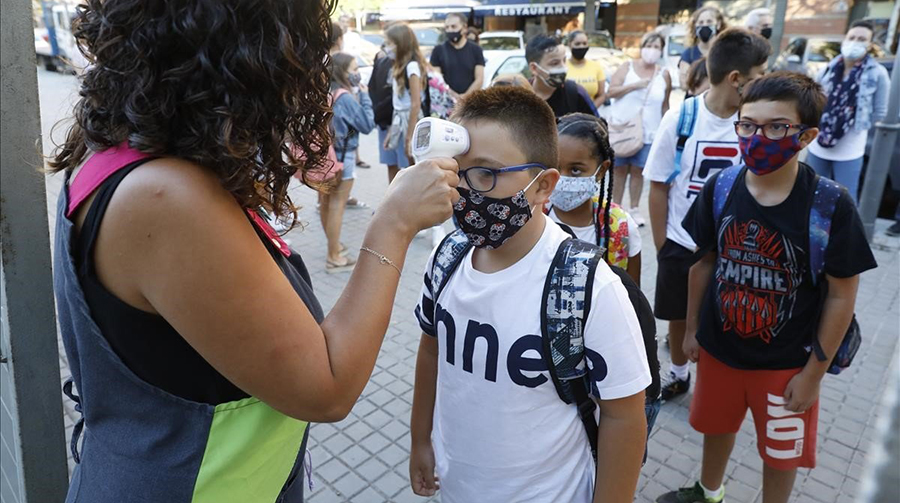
left=49, top=0, right=336, bottom=218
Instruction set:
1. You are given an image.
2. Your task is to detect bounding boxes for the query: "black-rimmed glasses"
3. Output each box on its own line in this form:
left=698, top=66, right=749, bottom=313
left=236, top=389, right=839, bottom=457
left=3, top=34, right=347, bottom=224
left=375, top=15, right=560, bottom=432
left=459, top=163, right=547, bottom=193
left=734, top=121, right=808, bottom=140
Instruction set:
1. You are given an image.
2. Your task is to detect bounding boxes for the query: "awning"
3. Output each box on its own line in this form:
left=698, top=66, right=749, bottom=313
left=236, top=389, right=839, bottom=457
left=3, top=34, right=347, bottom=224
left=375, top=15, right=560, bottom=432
left=474, top=0, right=585, bottom=17
left=379, top=0, right=481, bottom=22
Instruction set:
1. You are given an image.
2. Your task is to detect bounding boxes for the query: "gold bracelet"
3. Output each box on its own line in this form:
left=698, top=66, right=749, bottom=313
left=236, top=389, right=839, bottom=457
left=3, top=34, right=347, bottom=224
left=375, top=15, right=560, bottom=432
left=359, top=246, right=402, bottom=276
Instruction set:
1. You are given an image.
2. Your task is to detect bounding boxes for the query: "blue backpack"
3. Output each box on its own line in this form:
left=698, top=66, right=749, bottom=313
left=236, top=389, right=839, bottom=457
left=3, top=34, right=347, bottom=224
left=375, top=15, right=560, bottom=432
left=427, top=229, right=659, bottom=462
left=711, top=165, right=860, bottom=375
left=665, top=95, right=701, bottom=184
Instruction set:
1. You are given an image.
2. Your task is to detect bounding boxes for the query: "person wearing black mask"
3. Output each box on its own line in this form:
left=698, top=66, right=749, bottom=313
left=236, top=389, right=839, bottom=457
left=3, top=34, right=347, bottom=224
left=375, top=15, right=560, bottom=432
left=430, top=13, right=485, bottom=99
left=745, top=8, right=774, bottom=41
left=679, top=6, right=727, bottom=95
left=566, top=30, right=608, bottom=107
left=526, top=34, right=598, bottom=117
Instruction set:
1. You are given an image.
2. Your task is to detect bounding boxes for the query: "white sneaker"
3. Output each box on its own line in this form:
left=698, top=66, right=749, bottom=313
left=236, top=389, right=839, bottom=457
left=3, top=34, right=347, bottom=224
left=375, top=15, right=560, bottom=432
left=630, top=209, right=646, bottom=227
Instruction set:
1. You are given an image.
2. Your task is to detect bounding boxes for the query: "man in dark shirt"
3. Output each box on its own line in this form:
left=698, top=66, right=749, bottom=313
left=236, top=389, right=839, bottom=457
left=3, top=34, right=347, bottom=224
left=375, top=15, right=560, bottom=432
left=525, top=35, right=597, bottom=118
left=430, top=13, right=485, bottom=98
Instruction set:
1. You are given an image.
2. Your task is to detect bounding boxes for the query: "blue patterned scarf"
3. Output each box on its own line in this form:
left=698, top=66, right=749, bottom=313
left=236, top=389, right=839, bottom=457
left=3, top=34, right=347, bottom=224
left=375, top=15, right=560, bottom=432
left=817, top=56, right=867, bottom=148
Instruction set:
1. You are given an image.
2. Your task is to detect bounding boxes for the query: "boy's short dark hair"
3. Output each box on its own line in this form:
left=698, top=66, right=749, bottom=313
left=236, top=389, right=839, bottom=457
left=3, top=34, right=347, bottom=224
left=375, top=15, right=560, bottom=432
left=452, top=86, right=558, bottom=169
left=526, top=35, right=559, bottom=64
left=707, top=27, right=770, bottom=85
left=740, top=71, right=826, bottom=128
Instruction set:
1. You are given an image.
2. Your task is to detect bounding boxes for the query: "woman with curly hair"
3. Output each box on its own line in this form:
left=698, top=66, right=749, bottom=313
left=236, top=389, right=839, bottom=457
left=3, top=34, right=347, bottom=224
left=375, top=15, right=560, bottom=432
left=49, top=1, right=458, bottom=501
left=678, top=5, right=727, bottom=94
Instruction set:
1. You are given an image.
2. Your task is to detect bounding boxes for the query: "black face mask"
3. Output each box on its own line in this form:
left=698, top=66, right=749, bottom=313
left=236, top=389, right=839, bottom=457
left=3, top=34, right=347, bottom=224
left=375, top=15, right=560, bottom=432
left=571, top=47, right=589, bottom=60
left=760, top=27, right=773, bottom=40
left=446, top=31, right=463, bottom=44
left=696, top=25, right=715, bottom=43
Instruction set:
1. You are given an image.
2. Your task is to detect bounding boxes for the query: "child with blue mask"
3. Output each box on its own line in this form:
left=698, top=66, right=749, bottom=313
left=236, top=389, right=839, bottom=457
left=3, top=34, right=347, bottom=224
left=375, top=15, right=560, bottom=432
left=547, top=113, right=643, bottom=286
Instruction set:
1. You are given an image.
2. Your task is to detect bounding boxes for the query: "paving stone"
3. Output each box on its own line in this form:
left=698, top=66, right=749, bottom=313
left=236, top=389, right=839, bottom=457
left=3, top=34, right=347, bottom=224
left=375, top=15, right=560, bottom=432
left=332, top=472, right=367, bottom=499
left=372, top=469, right=408, bottom=499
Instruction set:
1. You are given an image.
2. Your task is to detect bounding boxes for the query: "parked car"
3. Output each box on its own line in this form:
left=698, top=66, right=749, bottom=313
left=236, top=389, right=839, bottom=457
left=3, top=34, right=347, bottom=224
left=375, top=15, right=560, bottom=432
left=481, top=49, right=529, bottom=88
left=773, top=36, right=842, bottom=77
left=35, top=3, right=87, bottom=73
left=480, top=31, right=525, bottom=51
left=360, top=32, right=385, bottom=47
left=861, top=56, right=899, bottom=219
left=655, top=23, right=686, bottom=89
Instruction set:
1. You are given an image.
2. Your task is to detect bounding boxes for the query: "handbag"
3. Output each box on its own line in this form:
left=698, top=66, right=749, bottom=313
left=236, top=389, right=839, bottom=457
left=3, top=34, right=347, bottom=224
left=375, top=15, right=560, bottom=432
left=609, top=63, right=658, bottom=158
left=295, top=89, right=351, bottom=189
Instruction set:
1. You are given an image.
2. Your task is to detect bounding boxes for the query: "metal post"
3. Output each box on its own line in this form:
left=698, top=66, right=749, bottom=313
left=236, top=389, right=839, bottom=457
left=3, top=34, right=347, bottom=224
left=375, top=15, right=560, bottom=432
left=768, top=0, right=789, bottom=67
left=859, top=48, right=900, bottom=241
left=0, top=0, right=70, bottom=501
left=584, top=0, right=597, bottom=32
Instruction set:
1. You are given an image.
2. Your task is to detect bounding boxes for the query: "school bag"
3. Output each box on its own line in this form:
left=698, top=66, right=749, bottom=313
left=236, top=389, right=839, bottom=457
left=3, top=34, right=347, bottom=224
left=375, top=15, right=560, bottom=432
left=427, top=229, right=660, bottom=462
left=665, top=95, right=700, bottom=184
left=294, top=88, right=355, bottom=187
left=712, top=165, right=861, bottom=375
left=425, top=72, right=456, bottom=119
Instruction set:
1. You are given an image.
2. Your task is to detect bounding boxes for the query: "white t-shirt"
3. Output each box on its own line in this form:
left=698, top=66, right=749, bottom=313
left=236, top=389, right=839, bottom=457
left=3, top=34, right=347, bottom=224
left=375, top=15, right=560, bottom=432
left=547, top=208, right=642, bottom=257
left=644, top=92, right=741, bottom=249
left=612, top=62, right=668, bottom=144
left=415, top=219, right=651, bottom=503
left=392, top=61, right=422, bottom=112
left=807, top=128, right=867, bottom=162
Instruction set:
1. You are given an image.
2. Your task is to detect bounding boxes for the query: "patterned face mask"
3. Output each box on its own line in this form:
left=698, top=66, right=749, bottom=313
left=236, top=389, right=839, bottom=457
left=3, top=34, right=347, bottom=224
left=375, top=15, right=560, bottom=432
left=453, top=176, right=541, bottom=249
left=549, top=168, right=601, bottom=212
left=739, top=132, right=805, bottom=176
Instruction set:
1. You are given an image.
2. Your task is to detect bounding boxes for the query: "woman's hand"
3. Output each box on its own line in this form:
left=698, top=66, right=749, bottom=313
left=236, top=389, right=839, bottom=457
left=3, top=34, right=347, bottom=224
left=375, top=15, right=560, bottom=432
left=374, top=157, right=459, bottom=241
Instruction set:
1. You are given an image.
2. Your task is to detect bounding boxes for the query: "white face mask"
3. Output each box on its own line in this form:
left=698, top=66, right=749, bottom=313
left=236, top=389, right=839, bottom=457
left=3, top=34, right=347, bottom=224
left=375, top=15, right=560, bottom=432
left=841, top=40, right=868, bottom=60
left=549, top=166, right=601, bottom=212
left=640, top=47, right=662, bottom=65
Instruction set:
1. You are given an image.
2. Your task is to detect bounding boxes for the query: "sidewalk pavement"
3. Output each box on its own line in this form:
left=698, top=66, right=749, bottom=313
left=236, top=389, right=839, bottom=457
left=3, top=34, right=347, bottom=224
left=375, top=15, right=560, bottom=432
left=42, top=72, right=899, bottom=502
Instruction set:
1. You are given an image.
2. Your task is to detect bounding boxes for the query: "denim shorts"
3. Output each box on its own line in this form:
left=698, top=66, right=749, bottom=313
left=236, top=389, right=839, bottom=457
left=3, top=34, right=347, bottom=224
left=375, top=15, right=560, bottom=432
left=377, top=127, right=412, bottom=169
left=615, top=143, right=652, bottom=168
left=340, top=150, right=356, bottom=181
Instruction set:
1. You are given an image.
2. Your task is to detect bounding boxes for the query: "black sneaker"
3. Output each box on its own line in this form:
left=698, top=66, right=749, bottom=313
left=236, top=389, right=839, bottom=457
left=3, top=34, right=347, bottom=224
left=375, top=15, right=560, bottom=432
left=657, top=482, right=723, bottom=503
left=660, top=371, right=691, bottom=401
left=886, top=221, right=900, bottom=237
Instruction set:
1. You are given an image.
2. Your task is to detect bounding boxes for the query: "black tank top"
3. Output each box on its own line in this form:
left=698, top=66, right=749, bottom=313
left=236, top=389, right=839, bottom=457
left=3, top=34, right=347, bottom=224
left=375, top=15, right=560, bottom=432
left=74, top=160, right=325, bottom=404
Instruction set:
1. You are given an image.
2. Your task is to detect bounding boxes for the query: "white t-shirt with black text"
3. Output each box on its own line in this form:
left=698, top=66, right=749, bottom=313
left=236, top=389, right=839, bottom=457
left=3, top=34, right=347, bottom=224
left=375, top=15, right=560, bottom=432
left=644, top=92, right=741, bottom=249
left=415, top=219, right=651, bottom=503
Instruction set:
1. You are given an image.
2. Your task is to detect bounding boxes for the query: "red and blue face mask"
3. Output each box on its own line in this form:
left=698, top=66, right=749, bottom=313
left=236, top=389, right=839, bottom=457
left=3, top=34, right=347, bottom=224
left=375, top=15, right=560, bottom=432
left=738, top=132, right=806, bottom=176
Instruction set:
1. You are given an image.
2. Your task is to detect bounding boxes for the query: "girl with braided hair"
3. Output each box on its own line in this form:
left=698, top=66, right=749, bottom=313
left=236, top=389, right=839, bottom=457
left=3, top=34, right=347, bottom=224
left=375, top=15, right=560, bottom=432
left=547, top=113, right=643, bottom=285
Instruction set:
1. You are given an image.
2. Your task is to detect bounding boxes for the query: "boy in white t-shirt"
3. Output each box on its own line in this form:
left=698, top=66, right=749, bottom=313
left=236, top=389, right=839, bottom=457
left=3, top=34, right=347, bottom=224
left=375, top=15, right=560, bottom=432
left=409, top=87, right=651, bottom=503
left=645, top=28, right=770, bottom=401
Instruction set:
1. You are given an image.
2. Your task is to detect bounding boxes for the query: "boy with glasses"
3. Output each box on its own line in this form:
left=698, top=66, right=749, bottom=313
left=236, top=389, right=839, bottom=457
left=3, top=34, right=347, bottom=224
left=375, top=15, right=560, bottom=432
left=657, top=72, right=876, bottom=503
left=409, top=86, right=651, bottom=502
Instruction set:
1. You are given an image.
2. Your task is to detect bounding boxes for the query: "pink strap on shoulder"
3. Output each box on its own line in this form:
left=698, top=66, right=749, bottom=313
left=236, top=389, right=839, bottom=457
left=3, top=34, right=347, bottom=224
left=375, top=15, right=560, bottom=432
left=67, top=143, right=153, bottom=218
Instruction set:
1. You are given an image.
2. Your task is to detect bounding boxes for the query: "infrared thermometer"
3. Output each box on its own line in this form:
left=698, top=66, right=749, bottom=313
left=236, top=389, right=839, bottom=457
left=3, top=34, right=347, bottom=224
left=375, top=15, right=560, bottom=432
left=411, top=117, right=470, bottom=163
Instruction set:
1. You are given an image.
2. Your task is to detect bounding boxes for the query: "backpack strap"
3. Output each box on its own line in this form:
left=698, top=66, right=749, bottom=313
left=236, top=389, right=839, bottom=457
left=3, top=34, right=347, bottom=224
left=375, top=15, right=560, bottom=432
left=712, top=165, right=745, bottom=224
left=666, top=96, right=699, bottom=184
left=429, top=229, right=472, bottom=319
left=808, top=175, right=842, bottom=287
left=807, top=175, right=843, bottom=363
left=541, top=238, right=602, bottom=461
left=67, top=143, right=154, bottom=218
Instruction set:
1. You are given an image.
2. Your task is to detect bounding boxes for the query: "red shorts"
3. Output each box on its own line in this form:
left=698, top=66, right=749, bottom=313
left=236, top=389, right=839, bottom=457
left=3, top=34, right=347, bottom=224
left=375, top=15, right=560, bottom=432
left=690, top=348, right=818, bottom=470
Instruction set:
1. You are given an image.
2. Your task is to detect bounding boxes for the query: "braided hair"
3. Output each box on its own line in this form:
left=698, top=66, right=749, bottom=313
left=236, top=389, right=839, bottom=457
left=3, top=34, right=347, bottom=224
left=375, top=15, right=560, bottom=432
left=557, top=113, right=616, bottom=264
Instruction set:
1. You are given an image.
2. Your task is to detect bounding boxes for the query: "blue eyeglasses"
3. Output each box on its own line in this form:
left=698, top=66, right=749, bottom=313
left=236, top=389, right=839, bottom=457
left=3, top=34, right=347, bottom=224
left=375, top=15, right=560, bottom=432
left=459, top=163, right=548, bottom=193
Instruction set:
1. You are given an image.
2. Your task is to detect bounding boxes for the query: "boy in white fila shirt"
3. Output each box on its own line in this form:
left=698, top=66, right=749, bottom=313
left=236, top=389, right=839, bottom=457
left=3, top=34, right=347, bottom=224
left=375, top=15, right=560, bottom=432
left=645, top=28, right=770, bottom=401
left=409, top=86, right=651, bottom=503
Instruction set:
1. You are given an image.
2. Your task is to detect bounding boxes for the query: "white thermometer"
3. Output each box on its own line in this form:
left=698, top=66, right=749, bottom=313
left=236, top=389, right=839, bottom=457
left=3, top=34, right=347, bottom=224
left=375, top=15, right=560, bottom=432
left=411, top=117, right=470, bottom=162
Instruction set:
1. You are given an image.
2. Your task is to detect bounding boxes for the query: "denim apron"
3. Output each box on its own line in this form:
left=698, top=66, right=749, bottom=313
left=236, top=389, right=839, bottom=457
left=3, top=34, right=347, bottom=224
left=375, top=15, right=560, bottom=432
left=54, top=145, right=321, bottom=502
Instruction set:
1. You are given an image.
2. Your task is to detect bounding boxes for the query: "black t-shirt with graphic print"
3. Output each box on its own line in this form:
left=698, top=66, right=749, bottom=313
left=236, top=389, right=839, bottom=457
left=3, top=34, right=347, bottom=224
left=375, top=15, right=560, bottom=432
left=683, top=163, right=877, bottom=370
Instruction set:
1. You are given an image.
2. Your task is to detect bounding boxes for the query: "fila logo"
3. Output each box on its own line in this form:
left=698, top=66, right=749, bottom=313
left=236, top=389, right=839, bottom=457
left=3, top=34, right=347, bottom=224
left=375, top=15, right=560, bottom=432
left=765, top=393, right=805, bottom=459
